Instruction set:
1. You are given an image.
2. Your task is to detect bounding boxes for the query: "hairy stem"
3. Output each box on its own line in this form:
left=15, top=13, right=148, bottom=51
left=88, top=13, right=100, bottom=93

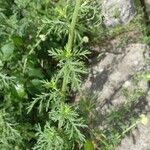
left=67, top=0, right=81, bottom=51
left=62, top=0, right=82, bottom=92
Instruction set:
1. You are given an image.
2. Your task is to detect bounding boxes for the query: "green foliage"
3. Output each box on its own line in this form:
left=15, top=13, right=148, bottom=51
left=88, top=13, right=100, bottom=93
left=0, top=0, right=149, bottom=149
left=0, top=0, right=102, bottom=149
left=84, top=140, right=94, bottom=150
left=0, top=110, right=21, bottom=149
left=49, top=48, right=89, bottom=91
left=77, top=85, right=146, bottom=150
left=0, top=73, right=16, bottom=89
left=98, top=87, right=145, bottom=149
left=33, top=123, right=64, bottom=150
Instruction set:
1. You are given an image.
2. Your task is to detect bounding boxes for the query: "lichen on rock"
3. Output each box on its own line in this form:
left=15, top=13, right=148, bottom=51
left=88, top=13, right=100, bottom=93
left=102, top=0, right=136, bottom=27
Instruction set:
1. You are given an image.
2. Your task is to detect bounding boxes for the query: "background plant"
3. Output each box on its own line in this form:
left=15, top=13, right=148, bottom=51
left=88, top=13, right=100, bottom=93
left=1, top=0, right=149, bottom=149
left=0, top=0, right=102, bottom=149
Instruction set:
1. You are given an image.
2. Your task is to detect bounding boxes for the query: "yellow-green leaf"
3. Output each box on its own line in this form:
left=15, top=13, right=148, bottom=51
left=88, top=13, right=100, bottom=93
left=84, top=140, right=94, bottom=150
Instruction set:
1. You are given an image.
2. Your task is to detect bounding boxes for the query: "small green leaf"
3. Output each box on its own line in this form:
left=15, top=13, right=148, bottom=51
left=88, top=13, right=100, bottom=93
left=84, top=140, right=94, bottom=150
left=28, top=68, right=44, bottom=79
left=15, top=84, right=26, bottom=98
left=0, top=60, right=3, bottom=69
left=145, top=74, right=150, bottom=80
left=12, top=36, right=23, bottom=47
left=31, top=79, right=42, bottom=87
left=1, top=42, right=15, bottom=59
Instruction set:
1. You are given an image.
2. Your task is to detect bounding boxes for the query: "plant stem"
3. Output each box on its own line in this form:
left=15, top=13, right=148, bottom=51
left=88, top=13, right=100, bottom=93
left=62, top=0, right=82, bottom=92
left=23, top=25, right=49, bottom=74
left=67, top=0, right=81, bottom=51
left=117, top=121, right=138, bottom=140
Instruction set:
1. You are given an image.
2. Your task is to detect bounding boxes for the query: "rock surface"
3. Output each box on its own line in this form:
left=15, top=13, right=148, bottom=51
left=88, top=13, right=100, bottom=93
left=82, top=1, right=150, bottom=149
left=102, top=0, right=136, bottom=27
left=116, top=91, right=150, bottom=150
left=116, top=112, right=150, bottom=150
left=82, top=43, right=150, bottom=149
left=83, top=44, right=149, bottom=109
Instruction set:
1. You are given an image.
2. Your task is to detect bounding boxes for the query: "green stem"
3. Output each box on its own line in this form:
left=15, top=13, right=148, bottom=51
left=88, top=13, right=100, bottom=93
left=117, top=121, right=138, bottom=140
left=122, top=121, right=138, bottom=135
left=62, top=0, right=82, bottom=92
left=66, top=0, right=81, bottom=51
left=23, top=25, right=49, bottom=74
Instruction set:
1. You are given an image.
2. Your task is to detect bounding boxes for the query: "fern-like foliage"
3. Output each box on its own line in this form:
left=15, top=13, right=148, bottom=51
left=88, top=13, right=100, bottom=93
left=49, top=48, right=89, bottom=91
left=0, top=110, right=21, bottom=149
left=49, top=103, right=87, bottom=142
left=33, top=123, right=64, bottom=150
left=34, top=103, right=87, bottom=150
left=0, top=0, right=103, bottom=149
left=0, top=73, right=16, bottom=88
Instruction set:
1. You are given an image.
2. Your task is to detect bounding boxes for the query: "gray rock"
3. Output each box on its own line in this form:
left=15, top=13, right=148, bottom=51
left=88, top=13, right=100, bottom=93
left=102, top=0, right=136, bottom=27
left=83, top=44, right=150, bottom=109
left=82, top=43, right=150, bottom=149
left=116, top=115, right=150, bottom=150
left=116, top=91, right=150, bottom=150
